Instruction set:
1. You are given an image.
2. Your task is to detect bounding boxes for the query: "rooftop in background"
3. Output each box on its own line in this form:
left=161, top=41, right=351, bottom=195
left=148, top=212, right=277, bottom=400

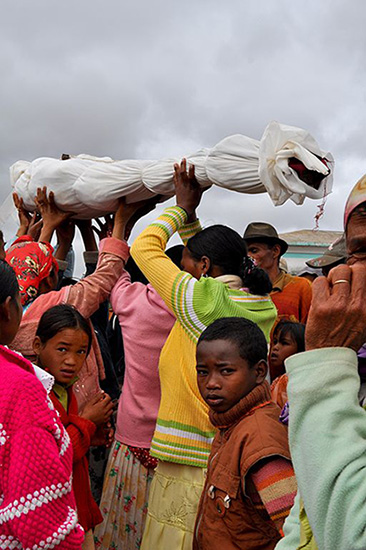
left=279, top=229, right=344, bottom=274
left=279, top=229, right=343, bottom=248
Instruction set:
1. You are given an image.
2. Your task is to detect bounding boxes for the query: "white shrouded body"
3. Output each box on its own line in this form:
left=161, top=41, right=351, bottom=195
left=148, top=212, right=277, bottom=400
left=10, top=121, right=334, bottom=219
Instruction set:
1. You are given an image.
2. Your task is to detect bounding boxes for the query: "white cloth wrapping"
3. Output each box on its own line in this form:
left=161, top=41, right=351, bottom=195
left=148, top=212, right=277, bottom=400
left=9, top=121, right=334, bottom=219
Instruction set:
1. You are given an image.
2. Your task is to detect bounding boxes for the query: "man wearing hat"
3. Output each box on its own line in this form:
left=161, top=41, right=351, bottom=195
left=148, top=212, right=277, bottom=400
left=306, top=234, right=346, bottom=276
left=243, top=221, right=312, bottom=328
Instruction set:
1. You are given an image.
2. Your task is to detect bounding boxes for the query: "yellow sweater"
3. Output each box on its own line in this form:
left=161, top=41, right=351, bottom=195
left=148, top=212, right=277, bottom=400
left=131, top=206, right=277, bottom=467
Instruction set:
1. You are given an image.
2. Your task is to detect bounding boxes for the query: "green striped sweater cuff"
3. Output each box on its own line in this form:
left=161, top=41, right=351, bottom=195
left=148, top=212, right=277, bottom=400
left=178, top=219, right=202, bottom=245
left=150, top=206, right=188, bottom=240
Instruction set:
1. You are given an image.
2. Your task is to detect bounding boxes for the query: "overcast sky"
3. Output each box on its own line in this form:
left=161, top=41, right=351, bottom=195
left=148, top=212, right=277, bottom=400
left=1, top=0, right=366, bottom=244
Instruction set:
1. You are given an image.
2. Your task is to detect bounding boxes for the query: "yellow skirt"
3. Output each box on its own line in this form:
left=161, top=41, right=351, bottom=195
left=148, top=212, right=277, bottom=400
left=141, top=461, right=206, bottom=550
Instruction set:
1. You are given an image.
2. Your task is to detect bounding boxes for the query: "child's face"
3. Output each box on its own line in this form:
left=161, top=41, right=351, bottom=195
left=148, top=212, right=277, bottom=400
left=33, top=328, right=89, bottom=385
left=196, top=339, right=266, bottom=413
left=270, top=330, right=298, bottom=371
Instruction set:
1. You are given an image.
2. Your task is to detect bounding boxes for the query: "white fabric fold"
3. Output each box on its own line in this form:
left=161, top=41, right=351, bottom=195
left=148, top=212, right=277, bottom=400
left=8, top=121, right=333, bottom=219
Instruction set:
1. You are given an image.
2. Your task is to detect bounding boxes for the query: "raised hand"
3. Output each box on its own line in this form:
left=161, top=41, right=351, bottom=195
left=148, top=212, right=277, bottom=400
left=13, top=192, right=32, bottom=237
left=174, top=158, right=203, bottom=217
left=110, top=197, right=160, bottom=241
left=35, top=186, right=74, bottom=243
left=27, top=212, right=43, bottom=241
left=54, top=220, right=75, bottom=260
left=123, top=196, right=161, bottom=240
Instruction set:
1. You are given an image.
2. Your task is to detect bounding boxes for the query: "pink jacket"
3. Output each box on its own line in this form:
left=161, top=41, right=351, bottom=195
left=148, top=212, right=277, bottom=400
left=11, top=237, right=129, bottom=408
left=0, top=345, right=84, bottom=549
left=110, top=270, right=175, bottom=448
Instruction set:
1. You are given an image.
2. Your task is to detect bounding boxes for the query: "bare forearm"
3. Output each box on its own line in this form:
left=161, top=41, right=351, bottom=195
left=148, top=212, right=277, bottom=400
left=80, top=226, right=98, bottom=251
left=54, top=242, right=71, bottom=261
left=38, top=224, right=55, bottom=243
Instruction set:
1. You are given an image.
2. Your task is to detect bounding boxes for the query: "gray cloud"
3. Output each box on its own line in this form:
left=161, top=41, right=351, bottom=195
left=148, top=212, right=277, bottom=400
left=1, top=0, right=366, bottom=247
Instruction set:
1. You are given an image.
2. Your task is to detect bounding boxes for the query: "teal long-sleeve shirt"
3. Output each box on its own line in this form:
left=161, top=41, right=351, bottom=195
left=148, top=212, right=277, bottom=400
left=276, top=347, right=366, bottom=550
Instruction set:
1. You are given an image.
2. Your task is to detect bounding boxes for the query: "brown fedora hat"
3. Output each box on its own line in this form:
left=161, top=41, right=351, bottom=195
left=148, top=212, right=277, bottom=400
left=243, top=222, right=288, bottom=256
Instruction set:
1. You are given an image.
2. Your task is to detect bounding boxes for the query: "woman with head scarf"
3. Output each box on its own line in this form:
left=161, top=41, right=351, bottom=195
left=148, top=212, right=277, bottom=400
left=6, top=189, right=133, bottom=410
left=6, top=237, right=59, bottom=310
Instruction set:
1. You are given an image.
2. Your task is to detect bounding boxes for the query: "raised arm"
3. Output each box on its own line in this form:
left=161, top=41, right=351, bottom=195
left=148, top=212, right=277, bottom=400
left=65, top=198, right=162, bottom=318
left=35, top=187, right=73, bottom=244
left=131, top=159, right=204, bottom=311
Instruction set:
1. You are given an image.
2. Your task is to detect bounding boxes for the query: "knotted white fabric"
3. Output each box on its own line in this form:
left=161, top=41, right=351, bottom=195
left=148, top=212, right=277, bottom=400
left=9, top=121, right=334, bottom=219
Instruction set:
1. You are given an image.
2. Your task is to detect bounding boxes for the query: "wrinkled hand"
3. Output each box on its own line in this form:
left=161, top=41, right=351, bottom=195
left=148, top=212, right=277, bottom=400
left=306, top=263, right=366, bottom=351
left=34, top=186, right=73, bottom=230
left=174, top=158, right=203, bottom=216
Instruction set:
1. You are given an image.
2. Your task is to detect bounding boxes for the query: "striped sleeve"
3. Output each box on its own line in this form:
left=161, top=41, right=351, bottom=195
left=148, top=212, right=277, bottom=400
left=131, top=206, right=199, bottom=321
left=178, top=218, right=202, bottom=245
left=247, top=457, right=297, bottom=532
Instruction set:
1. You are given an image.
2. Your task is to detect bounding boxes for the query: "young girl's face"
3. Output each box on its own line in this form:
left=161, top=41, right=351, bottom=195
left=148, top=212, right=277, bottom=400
left=33, top=328, right=89, bottom=385
left=270, top=330, right=298, bottom=371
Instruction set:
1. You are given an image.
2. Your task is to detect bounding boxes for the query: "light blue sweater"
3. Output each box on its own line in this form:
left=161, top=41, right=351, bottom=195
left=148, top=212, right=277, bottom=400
left=276, top=347, right=366, bottom=550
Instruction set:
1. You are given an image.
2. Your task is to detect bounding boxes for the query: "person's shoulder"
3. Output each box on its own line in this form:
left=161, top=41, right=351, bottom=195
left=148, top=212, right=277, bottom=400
left=285, top=274, right=312, bottom=290
left=0, top=346, right=34, bottom=378
left=0, top=354, right=49, bottom=423
left=23, top=289, right=64, bottom=319
left=1, top=362, right=44, bottom=397
left=290, top=274, right=311, bottom=285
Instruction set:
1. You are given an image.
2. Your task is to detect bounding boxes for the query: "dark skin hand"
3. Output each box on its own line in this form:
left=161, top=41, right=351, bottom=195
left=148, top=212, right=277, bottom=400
left=79, top=391, right=114, bottom=426
left=35, top=187, right=74, bottom=243
left=13, top=192, right=44, bottom=240
left=13, top=193, right=31, bottom=236
left=306, top=263, right=366, bottom=352
left=27, top=213, right=43, bottom=241
left=174, top=158, right=206, bottom=219
left=123, top=195, right=161, bottom=241
left=107, top=197, right=160, bottom=242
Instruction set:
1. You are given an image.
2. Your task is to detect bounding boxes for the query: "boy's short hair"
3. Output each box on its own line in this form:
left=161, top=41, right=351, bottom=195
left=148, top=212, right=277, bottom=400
left=197, top=317, right=268, bottom=368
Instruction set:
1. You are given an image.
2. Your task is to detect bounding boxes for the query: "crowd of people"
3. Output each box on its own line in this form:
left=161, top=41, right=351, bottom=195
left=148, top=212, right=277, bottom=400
left=0, top=160, right=365, bottom=550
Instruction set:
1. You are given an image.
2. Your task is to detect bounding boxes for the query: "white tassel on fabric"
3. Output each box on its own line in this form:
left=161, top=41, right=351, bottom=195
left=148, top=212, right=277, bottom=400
left=9, top=121, right=334, bottom=219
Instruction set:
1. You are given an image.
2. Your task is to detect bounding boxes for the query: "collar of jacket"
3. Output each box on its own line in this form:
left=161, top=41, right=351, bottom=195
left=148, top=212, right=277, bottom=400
left=209, top=381, right=272, bottom=429
left=272, top=270, right=293, bottom=292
